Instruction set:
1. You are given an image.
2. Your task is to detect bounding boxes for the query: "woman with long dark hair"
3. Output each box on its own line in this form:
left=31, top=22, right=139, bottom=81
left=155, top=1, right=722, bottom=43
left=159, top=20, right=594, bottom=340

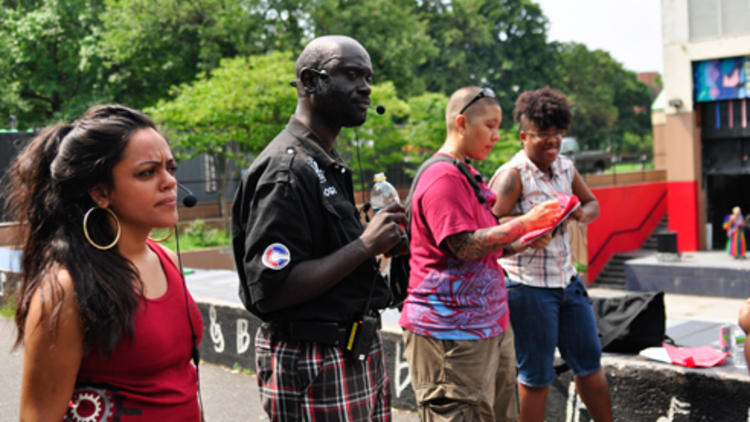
left=6, top=104, right=203, bottom=421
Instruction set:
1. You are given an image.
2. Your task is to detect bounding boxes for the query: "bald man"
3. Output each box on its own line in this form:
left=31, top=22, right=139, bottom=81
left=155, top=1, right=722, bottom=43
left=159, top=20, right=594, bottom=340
left=399, top=86, right=559, bottom=421
left=232, top=35, right=406, bottom=421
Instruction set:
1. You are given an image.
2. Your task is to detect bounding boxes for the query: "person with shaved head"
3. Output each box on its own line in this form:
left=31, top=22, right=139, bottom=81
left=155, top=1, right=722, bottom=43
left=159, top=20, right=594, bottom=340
left=232, top=35, right=407, bottom=421
left=399, top=86, right=560, bottom=421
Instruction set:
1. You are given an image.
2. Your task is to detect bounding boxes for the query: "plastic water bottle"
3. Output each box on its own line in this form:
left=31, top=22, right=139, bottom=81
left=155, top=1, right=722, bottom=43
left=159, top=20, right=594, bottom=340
left=370, top=172, right=406, bottom=267
left=370, top=172, right=400, bottom=213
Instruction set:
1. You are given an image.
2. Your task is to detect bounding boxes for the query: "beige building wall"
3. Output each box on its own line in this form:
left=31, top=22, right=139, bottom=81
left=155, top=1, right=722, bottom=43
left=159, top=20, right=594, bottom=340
left=663, top=113, right=701, bottom=182
left=651, top=91, right=667, bottom=170
left=652, top=122, right=667, bottom=170
left=661, top=1, right=750, bottom=117
left=660, top=0, right=750, bottom=249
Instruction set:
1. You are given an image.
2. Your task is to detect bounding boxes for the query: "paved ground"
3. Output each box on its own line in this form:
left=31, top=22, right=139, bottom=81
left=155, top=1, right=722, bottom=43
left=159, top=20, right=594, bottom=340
left=0, top=318, right=418, bottom=421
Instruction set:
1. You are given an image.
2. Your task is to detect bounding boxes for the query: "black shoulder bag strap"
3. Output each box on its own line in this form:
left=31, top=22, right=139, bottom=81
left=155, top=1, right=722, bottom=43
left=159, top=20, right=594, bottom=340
left=382, top=155, right=490, bottom=309
left=404, top=155, right=490, bottom=221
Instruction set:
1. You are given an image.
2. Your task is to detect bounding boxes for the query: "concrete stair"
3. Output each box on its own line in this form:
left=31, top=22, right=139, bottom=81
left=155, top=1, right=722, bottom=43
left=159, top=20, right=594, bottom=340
left=594, top=217, right=668, bottom=289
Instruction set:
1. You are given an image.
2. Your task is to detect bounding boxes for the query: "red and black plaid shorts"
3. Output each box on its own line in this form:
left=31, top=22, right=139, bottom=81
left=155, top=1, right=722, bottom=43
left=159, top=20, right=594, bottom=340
left=255, top=323, right=391, bottom=421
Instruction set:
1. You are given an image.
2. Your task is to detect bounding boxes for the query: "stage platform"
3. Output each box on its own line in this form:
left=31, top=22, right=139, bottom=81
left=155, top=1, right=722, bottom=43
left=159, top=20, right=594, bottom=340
left=625, top=250, right=750, bottom=298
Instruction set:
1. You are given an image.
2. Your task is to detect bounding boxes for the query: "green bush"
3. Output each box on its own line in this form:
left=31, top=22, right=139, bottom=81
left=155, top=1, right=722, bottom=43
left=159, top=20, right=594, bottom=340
left=151, top=219, right=231, bottom=251
left=622, top=132, right=653, bottom=155
left=604, top=161, right=654, bottom=174
left=573, top=260, right=588, bottom=275
left=0, top=300, right=16, bottom=318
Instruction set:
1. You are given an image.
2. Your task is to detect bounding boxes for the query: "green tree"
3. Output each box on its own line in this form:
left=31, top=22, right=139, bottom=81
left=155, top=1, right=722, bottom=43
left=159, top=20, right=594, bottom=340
left=402, top=92, right=450, bottom=168
left=148, top=51, right=410, bottom=230
left=554, top=42, right=652, bottom=153
left=0, top=0, right=109, bottom=128
left=95, top=0, right=438, bottom=106
left=147, top=52, right=298, bottom=231
left=417, top=0, right=556, bottom=127
left=400, top=91, right=521, bottom=179
left=308, top=0, right=437, bottom=97
left=97, top=0, right=282, bottom=110
left=611, top=71, right=653, bottom=154
left=475, top=127, right=521, bottom=178
left=338, top=82, right=411, bottom=189
left=622, top=132, right=653, bottom=155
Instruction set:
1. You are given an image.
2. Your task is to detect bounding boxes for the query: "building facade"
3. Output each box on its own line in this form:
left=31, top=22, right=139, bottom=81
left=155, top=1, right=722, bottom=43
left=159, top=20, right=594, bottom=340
left=656, top=0, right=750, bottom=250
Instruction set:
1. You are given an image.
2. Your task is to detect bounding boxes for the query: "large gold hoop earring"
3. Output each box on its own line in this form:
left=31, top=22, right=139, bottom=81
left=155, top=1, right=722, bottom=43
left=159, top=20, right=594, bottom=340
left=148, top=226, right=175, bottom=242
left=83, top=206, right=121, bottom=250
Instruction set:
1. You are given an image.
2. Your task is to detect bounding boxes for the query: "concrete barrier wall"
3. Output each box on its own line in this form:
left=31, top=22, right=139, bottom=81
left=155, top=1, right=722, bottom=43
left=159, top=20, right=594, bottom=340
left=196, top=301, right=750, bottom=421
left=195, top=302, right=422, bottom=410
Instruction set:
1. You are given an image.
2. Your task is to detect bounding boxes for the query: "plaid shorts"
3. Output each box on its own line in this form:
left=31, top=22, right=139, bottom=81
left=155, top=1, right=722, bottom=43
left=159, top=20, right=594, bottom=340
left=255, top=323, right=391, bottom=421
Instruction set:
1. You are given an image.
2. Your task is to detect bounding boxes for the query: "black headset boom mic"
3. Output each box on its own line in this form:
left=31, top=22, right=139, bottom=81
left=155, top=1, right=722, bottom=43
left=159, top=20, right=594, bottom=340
left=177, top=183, right=198, bottom=207
left=376, top=105, right=386, bottom=115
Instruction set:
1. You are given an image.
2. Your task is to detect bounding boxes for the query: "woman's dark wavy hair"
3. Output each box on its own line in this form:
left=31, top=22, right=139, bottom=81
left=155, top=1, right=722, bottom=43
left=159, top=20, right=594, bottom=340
left=5, top=104, right=157, bottom=357
left=513, top=87, right=572, bottom=132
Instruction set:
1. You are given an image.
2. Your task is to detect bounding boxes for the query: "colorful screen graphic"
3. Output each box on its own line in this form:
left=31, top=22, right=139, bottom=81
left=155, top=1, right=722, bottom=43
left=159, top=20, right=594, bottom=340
left=694, top=56, right=750, bottom=102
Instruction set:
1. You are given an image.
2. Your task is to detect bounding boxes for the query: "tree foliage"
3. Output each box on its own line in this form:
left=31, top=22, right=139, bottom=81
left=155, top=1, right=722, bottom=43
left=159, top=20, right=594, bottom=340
left=553, top=42, right=652, bottom=153
left=0, top=0, right=108, bottom=127
left=147, top=52, right=297, bottom=163
left=399, top=91, right=521, bottom=179
left=402, top=92, right=450, bottom=167
left=97, top=0, right=274, bottom=110
left=338, top=82, right=411, bottom=187
left=417, top=0, right=557, bottom=128
left=308, top=0, right=437, bottom=97
left=0, top=0, right=655, bottom=189
left=147, top=51, right=298, bottom=230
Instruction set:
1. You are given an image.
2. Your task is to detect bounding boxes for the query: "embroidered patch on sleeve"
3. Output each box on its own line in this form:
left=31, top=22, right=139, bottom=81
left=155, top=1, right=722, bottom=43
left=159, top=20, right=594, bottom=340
left=261, top=243, right=291, bottom=270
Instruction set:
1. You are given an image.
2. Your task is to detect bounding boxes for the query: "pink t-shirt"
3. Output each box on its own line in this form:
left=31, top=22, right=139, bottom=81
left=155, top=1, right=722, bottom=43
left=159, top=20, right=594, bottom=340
left=399, top=156, right=509, bottom=340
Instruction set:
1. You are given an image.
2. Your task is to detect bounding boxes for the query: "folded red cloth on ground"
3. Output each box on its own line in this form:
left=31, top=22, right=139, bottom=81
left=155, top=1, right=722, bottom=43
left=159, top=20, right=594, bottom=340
left=662, top=343, right=729, bottom=368
left=519, top=193, right=581, bottom=245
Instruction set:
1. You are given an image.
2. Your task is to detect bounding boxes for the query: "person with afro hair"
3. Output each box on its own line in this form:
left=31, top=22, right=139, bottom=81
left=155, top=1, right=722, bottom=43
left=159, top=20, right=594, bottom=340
left=489, top=87, right=613, bottom=422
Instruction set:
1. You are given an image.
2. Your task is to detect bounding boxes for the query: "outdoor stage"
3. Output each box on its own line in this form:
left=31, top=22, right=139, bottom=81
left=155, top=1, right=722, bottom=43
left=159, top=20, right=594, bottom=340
left=626, top=250, right=750, bottom=298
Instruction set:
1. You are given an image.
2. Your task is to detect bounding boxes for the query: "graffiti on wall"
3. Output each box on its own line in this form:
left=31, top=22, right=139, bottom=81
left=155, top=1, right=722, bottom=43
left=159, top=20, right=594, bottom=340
left=393, top=341, right=411, bottom=399
left=656, top=397, right=690, bottom=422
left=200, top=304, right=750, bottom=421
left=209, top=306, right=226, bottom=353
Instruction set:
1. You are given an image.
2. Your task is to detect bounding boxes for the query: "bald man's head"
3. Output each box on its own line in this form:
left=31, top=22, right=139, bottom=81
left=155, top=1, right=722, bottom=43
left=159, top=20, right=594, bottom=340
left=292, top=35, right=373, bottom=129
left=295, top=36, right=369, bottom=81
left=445, top=87, right=501, bottom=133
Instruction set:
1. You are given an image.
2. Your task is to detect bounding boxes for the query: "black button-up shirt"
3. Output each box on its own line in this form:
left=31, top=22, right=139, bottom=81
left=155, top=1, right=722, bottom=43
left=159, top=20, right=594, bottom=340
left=232, top=117, right=390, bottom=322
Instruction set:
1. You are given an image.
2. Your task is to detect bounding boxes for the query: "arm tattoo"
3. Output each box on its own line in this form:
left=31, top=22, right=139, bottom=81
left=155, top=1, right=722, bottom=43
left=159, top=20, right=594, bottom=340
left=500, top=170, right=517, bottom=195
left=443, top=219, right=528, bottom=260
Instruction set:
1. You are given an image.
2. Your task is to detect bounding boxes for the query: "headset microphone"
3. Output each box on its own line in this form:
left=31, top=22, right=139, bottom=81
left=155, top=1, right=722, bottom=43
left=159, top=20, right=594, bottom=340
left=177, top=183, right=198, bottom=208
left=375, top=105, right=386, bottom=115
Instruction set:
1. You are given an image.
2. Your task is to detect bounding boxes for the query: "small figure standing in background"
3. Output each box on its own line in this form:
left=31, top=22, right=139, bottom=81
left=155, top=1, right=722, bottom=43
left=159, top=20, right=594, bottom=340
left=723, top=206, right=746, bottom=259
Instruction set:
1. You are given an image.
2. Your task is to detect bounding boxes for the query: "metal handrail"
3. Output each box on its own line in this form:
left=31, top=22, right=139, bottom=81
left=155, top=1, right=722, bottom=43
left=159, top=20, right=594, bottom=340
left=588, top=190, right=667, bottom=268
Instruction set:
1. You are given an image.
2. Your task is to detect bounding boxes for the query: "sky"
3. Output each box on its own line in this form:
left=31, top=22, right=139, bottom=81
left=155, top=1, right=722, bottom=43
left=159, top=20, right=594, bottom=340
left=534, top=0, right=664, bottom=75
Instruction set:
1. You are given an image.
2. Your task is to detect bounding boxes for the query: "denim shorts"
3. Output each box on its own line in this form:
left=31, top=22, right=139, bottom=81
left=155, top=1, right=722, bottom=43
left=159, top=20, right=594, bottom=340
left=506, top=276, right=602, bottom=387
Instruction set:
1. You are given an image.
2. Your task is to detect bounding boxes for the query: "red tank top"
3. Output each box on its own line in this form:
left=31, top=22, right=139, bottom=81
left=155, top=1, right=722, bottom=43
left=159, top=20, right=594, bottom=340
left=66, top=241, right=204, bottom=422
